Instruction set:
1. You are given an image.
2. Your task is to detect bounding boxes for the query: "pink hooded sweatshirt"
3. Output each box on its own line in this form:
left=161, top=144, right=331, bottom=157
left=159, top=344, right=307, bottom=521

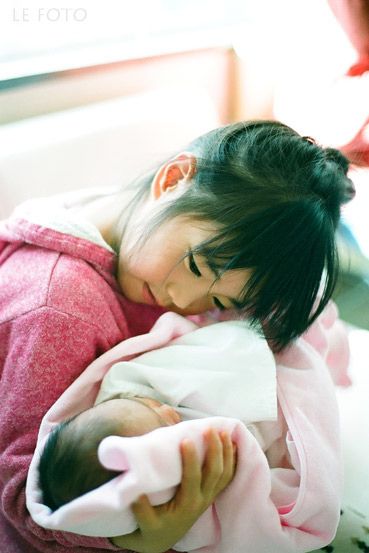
left=0, top=203, right=167, bottom=553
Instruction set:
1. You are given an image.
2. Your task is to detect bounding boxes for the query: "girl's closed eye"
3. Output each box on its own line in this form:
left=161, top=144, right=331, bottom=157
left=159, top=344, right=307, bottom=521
left=187, top=251, right=226, bottom=310
left=213, top=297, right=226, bottom=310
left=188, top=251, right=202, bottom=277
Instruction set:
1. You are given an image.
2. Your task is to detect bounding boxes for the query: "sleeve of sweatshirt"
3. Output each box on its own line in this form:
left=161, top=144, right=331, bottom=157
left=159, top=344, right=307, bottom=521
left=0, top=305, right=124, bottom=551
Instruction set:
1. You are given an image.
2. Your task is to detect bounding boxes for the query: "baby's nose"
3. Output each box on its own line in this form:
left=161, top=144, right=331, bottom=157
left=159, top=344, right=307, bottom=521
left=160, top=404, right=181, bottom=425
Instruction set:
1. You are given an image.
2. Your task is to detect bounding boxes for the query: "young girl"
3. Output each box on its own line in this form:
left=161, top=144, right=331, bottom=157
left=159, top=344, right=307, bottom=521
left=0, top=120, right=354, bottom=553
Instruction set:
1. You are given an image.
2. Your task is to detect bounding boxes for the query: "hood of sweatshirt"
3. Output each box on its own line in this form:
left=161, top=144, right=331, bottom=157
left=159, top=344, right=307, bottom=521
left=0, top=188, right=118, bottom=273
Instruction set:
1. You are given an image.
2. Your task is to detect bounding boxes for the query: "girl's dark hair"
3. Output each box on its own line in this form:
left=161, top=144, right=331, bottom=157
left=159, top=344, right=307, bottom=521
left=39, top=415, right=121, bottom=511
left=126, top=121, right=355, bottom=351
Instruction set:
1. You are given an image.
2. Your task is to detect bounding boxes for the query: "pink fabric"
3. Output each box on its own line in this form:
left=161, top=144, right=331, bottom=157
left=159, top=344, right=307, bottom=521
left=302, top=300, right=352, bottom=386
left=0, top=217, right=167, bottom=552
left=27, top=308, right=348, bottom=553
left=341, top=117, right=369, bottom=166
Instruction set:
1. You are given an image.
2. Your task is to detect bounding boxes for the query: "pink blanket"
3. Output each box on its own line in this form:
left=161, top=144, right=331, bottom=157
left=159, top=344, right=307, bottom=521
left=26, top=305, right=349, bottom=553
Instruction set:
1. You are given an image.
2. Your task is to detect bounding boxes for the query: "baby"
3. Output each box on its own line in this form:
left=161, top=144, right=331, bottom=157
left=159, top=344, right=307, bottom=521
left=39, top=397, right=182, bottom=510
left=39, top=320, right=277, bottom=511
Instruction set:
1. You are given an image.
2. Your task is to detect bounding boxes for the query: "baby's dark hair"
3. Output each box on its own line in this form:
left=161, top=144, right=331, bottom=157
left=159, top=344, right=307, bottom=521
left=39, top=411, right=122, bottom=511
left=129, top=120, right=355, bottom=351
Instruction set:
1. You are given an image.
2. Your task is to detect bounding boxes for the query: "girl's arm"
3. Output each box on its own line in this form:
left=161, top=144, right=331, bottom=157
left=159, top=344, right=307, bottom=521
left=0, top=306, right=123, bottom=551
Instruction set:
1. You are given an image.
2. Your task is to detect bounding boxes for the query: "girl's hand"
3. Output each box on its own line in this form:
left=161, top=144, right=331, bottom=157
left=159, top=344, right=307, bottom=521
left=110, top=429, right=237, bottom=553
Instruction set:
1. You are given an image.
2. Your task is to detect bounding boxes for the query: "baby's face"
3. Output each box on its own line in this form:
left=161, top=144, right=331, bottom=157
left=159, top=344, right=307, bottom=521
left=91, top=397, right=181, bottom=437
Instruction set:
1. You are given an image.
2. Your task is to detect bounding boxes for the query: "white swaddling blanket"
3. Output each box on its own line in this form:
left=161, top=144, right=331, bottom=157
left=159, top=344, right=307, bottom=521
left=95, top=319, right=277, bottom=426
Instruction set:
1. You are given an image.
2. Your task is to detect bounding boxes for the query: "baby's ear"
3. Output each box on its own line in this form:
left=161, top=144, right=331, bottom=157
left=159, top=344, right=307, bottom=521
left=98, top=436, right=130, bottom=471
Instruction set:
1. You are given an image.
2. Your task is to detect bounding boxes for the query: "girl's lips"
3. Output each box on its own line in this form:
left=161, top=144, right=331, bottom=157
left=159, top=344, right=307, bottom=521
left=142, top=282, right=158, bottom=306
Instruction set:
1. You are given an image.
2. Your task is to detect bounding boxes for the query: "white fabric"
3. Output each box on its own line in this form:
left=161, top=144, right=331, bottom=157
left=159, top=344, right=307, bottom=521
left=96, top=320, right=277, bottom=425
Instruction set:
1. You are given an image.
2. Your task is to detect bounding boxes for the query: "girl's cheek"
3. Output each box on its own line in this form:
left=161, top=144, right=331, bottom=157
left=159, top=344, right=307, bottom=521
left=172, top=299, right=213, bottom=316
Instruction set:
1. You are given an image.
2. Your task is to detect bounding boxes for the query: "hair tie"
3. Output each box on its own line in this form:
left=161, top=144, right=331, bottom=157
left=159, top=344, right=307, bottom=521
left=302, top=136, right=316, bottom=145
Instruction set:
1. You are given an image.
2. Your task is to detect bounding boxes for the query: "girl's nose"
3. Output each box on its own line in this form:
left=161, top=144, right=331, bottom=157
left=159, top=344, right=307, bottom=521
left=167, top=282, right=207, bottom=309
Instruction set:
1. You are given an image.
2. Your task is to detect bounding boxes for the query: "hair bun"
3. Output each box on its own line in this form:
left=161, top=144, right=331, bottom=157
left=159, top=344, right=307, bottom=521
left=342, top=177, right=356, bottom=203
left=323, top=147, right=355, bottom=205
left=324, top=147, right=349, bottom=171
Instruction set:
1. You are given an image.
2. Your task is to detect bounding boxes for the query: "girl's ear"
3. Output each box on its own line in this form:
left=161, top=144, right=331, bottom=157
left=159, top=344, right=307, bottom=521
left=151, top=152, right=197, bottom=200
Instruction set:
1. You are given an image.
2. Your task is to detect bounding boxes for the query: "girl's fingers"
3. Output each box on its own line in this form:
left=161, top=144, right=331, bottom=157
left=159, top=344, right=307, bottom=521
left=181, top=439, right=202, bottom=484
left=201, top=429, right=224, bottom=494
left=171, top=431, right=237, bottom=511
left=131, top=495, right=158, bottom=530
left=175, top=439, right=202, bottom=504
left=217, top=432, right=237, bottom=491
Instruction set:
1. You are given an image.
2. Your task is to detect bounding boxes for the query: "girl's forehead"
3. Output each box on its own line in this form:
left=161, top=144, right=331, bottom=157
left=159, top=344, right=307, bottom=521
left=159, top=217, right=217, bottom=248
left=165, top=214, right=214, bottom=230
left=179, top=217, right=215, bottom=235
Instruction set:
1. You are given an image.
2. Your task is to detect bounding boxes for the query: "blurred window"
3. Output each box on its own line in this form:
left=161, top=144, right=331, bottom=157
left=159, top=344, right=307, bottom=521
left=0, top=0, right=252, bottom=82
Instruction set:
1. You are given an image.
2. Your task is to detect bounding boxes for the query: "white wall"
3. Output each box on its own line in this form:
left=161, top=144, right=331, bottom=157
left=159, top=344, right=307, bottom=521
left=0, top=86, right=220, bottom=219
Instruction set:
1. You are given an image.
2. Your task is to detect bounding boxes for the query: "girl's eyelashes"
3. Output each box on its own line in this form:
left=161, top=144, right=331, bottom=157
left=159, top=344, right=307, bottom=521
left=188, top=251, right=202, bottom=277
left=188, top=252, right=226, bottom=310
left=213, top=297, right=226, bottom=311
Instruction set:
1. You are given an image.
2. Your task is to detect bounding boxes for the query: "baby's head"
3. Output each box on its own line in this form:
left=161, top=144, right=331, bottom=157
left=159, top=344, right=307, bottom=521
left=39, top=397, right=180, bottom=511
